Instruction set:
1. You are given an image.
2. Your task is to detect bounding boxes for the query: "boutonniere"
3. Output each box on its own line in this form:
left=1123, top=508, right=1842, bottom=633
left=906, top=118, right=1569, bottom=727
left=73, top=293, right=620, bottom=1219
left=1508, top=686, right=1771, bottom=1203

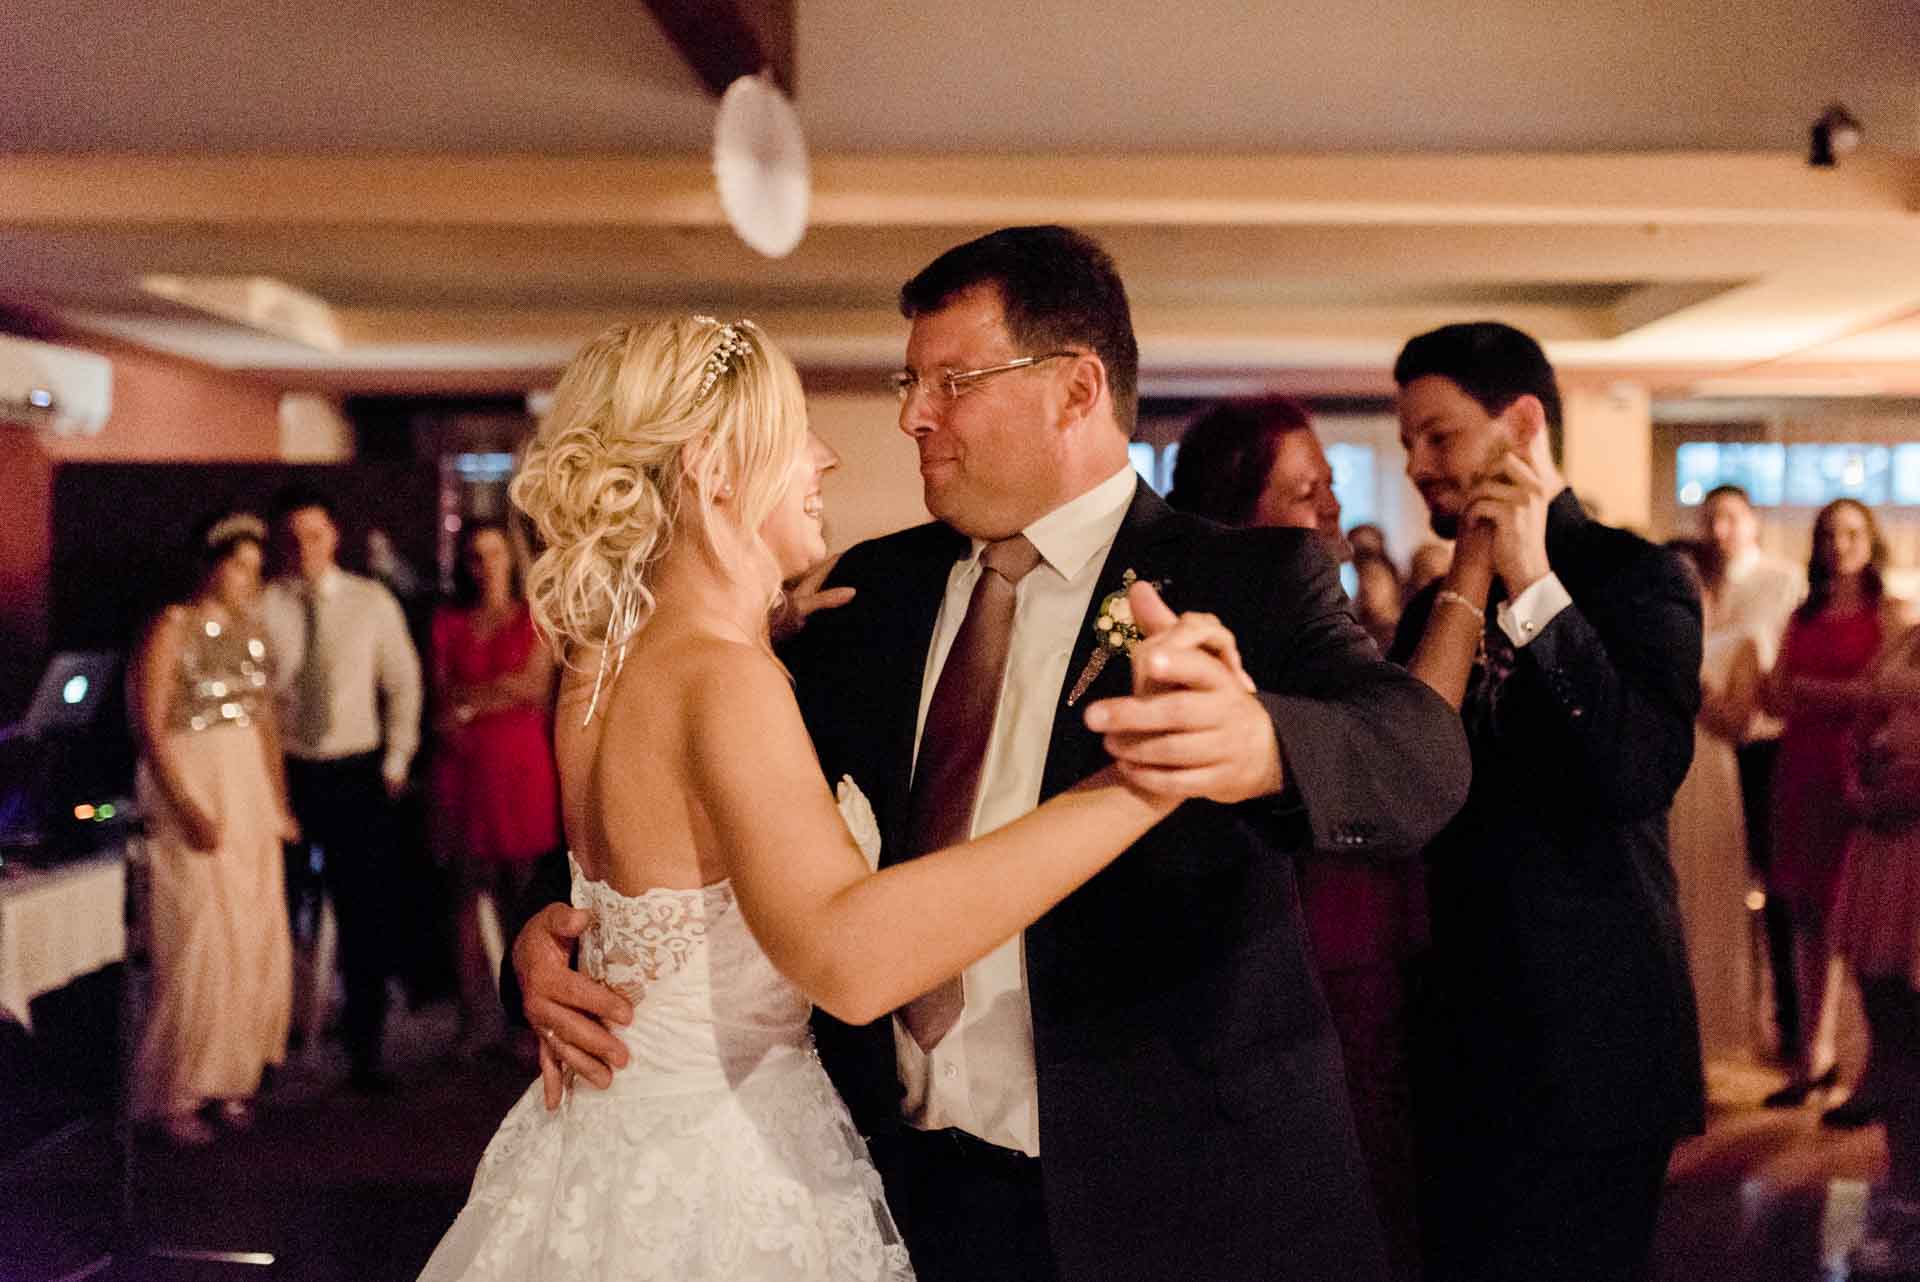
left=1067, top=569, right=1148, bottom=706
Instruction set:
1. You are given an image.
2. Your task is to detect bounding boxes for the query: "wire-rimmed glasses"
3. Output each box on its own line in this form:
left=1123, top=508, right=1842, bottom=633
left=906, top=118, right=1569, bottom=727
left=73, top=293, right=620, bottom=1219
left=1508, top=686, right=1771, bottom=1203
left=888, top=351, right=1078, bottom=405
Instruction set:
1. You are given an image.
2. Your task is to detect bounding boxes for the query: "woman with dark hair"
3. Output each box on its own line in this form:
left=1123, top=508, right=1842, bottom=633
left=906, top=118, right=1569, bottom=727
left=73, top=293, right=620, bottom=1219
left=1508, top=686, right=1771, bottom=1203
left=431, top=521, right=559, bottom=1055
left=1168, top=396, right=1341, bottom=541
left=128, top=512, right=296, bottom=1146
left=1763, top=498, right=1910, bottom=1106
left=1168, top=398, right=1421, bottom=1281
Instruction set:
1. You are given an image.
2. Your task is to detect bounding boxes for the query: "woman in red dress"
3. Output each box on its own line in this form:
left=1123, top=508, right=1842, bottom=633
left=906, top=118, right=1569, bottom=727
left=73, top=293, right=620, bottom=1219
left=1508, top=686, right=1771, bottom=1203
left=432, top=522, right=559, bottom=1054
left=1764, top=498, right=1908, bottom=1105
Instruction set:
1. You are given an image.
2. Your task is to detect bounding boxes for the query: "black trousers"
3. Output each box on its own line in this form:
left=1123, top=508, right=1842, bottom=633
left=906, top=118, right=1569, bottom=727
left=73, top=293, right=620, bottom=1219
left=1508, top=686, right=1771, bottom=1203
left=1420, top=1135, right=1674, bottom=1282
left=880, top=1126, right=1056, bottom=1282
left=1737, top=738, right=1799, bottom=1053
left=286, top=752, right=396, bottom=1076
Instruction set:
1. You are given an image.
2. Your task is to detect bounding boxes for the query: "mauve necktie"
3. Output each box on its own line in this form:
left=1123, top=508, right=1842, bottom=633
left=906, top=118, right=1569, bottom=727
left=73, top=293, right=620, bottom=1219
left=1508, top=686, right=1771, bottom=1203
left=294, top=585, right=335, bottom=746
left=898, top=533, right=1044, bottom=1052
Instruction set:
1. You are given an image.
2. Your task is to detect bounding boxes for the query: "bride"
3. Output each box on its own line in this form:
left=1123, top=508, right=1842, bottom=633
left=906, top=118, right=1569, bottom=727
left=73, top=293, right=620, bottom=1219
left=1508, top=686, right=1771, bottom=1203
left=417, top=316, right=1233, bottom=1281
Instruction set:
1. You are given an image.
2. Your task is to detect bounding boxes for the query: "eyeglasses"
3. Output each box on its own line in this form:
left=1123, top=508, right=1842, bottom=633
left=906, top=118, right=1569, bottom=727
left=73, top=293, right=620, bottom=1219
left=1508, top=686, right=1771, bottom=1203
left=888, top=351, right=1078, bottom=405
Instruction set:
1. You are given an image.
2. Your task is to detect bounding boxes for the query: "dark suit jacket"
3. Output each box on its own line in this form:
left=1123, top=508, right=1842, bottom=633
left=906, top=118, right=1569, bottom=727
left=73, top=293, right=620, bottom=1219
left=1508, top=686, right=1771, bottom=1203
left=785, top=481, right=1469, bottom=1282
left=1391, top=490, right=1707, bottom=1156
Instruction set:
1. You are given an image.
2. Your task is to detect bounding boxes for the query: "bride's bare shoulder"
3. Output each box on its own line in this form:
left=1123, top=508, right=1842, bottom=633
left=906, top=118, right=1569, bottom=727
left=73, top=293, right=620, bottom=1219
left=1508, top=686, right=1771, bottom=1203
left=602, top=630, right=794, bottom=733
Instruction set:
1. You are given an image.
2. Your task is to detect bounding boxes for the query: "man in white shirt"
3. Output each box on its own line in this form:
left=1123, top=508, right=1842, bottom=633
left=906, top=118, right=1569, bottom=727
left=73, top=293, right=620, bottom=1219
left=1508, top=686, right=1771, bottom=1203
left=264, top=485, right=422, bottom=1092
left=512, top=227, right=1469, bottom=1282
left=1700, top=483, right=1807, bottom=1060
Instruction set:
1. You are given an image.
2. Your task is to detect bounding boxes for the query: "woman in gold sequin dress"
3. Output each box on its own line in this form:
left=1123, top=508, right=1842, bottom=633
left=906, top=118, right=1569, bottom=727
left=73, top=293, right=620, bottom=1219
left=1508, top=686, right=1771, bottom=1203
left=129, top=512, right=297, bottom=1146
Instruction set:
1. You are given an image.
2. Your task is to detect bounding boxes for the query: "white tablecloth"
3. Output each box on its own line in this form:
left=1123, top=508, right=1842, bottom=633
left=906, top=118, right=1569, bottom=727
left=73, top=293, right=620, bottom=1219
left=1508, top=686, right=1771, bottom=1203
left=0, top=852, right=125, bottom=1030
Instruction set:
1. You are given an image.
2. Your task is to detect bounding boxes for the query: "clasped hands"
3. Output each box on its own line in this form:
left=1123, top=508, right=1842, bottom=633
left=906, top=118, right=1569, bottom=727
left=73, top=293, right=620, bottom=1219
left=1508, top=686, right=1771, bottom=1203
left=1083, top=580, right=1285, bottom=807
left=1459, top=427, right=1554, bottom=596
left=517, top=580, right=1280, bottom=1108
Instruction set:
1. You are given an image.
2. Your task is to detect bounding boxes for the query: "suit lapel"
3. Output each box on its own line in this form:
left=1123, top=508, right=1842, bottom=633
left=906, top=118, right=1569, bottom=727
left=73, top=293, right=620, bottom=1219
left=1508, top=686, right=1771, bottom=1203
left=866, top=487, right=1193, bottom=849
left=1038, top=482, right=1189, bottom=803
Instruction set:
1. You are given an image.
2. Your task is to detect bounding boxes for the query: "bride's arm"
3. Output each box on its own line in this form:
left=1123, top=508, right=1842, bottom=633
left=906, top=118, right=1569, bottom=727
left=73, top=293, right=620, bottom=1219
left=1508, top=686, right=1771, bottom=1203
left=688, top=643, right=1177, bottom=1025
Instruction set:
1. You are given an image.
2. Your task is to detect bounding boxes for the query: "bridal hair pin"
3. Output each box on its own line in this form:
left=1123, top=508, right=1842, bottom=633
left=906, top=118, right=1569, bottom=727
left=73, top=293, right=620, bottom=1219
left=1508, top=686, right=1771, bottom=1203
left=204, top=513, right=267, bottom=547
left=695, top=319, right=756, bottom=404
left=582, top=576, right=644, bottom=726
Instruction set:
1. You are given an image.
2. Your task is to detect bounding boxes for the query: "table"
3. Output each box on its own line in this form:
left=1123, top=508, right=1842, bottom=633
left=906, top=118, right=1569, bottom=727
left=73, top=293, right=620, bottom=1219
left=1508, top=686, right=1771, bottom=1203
left=0, top=851, right=125, bottom=1030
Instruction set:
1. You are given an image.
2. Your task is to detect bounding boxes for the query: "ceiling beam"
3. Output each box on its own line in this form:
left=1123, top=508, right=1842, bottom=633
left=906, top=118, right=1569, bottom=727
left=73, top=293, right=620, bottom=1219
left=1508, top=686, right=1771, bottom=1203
left=639, top=0, right=793, bottom=96
left=140, top=274, right=344, bottom=351
left=1, top=152, right=1915, bottom=229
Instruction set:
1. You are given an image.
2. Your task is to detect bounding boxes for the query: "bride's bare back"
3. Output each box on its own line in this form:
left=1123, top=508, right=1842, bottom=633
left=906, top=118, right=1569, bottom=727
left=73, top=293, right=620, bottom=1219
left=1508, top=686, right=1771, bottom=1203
left=554, top=617, right=814, bottom=897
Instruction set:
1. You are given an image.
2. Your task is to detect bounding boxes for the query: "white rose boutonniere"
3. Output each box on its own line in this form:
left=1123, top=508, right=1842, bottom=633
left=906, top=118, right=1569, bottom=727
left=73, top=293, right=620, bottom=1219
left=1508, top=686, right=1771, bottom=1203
left=1067, top=569, right=1148, bottom=706
left=835, top=775, right=883, bottom=871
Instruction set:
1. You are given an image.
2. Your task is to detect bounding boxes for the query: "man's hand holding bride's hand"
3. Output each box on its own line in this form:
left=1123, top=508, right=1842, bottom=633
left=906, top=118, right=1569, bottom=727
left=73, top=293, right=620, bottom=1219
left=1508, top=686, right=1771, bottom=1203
left=1082, top=581, right=1285, bottom=805
left=514, top=903, right=634, bottom=1110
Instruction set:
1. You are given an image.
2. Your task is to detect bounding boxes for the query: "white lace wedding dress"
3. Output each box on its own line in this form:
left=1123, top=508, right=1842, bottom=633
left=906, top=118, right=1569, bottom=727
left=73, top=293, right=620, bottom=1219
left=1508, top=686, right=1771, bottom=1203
left=418, top=785, right=913, bottom=1282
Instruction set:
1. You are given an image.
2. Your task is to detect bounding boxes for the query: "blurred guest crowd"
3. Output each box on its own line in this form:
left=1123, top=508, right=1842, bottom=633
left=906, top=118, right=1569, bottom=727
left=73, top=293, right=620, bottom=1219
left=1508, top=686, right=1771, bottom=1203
left=129, top=485, right=560, bottom=1147
left=111, top=233, right=1920, bottom=1282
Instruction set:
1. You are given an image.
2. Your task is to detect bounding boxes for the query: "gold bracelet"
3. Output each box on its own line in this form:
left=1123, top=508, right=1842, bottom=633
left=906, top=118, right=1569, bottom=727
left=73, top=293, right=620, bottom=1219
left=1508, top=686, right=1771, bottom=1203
left=1434, top=589, right=1484, bottom=622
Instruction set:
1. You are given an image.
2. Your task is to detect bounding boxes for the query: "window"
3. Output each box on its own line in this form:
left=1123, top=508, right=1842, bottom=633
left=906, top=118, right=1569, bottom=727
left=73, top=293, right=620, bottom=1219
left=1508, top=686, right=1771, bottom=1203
left=1326, top=443, right=1377, bottom=532
left=1129, top=441, right=1182, bottom=495
left=1893, top=445, right=1920, bottom=504
left=1676, top=442, right=1918, bottom=508
left=1129, top=442, right=1161, bottom=491
left=452, top=451, right=517, bottom=484
left=1784, top=444, right=1888, bottom=507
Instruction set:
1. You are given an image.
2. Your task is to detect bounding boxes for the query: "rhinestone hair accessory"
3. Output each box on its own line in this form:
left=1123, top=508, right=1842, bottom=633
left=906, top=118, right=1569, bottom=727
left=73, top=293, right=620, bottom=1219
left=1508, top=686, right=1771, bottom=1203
left=694, top=318, right=756, bottom=404
left=203, top=513, right=267, bottom=548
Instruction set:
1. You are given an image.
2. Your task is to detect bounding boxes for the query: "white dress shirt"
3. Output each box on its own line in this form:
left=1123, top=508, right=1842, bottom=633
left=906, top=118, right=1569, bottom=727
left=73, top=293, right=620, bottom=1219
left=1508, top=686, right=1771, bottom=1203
left=262, top=567, right=423, bottom=784
left=892, top=464, right=1138, bottom=1157
left=1709, top=548, right=1806, bottom=742
left=1496, top=572, right=1574, bottom=649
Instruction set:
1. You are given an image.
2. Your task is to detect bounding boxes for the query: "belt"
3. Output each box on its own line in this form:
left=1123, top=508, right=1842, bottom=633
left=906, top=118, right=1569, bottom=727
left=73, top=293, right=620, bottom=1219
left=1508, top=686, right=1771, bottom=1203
left=907, top=1125, right=1038, bottom=1174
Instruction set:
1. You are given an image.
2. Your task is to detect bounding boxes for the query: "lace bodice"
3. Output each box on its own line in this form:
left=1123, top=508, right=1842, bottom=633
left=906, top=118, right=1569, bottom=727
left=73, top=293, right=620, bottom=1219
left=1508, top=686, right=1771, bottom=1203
left=420, top=780, right=912, bottom=1282
left=570, top=857, right=814, bottom=1092
left=562, top=776, right=882, bottom=1093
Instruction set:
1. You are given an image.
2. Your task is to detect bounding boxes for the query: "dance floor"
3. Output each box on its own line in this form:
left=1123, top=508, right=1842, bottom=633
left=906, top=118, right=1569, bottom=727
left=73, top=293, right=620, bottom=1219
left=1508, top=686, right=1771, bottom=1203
left=0, top=993, right=1904, bottom=1281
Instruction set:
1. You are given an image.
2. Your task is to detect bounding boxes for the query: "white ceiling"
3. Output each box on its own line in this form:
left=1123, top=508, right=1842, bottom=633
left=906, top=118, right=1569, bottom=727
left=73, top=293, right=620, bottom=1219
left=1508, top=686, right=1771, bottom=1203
left=2, top=0, right=1919, bottom=394
left=6, top=0, right=1916, bottom=153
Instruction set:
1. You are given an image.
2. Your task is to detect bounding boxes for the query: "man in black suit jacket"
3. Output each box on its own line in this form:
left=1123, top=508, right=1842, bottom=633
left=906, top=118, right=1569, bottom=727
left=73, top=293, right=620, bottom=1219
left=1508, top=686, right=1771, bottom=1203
left=1389, top=322, right=1705, bottom=1282
left=513, top=227, right=1469, bottom=1282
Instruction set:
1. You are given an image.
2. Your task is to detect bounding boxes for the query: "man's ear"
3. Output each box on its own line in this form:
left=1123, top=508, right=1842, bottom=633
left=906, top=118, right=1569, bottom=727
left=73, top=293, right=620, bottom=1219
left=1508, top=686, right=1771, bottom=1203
left=1507, top=394, right=1549, bottom=458
left=1057, top=353, right=1108, bottom=432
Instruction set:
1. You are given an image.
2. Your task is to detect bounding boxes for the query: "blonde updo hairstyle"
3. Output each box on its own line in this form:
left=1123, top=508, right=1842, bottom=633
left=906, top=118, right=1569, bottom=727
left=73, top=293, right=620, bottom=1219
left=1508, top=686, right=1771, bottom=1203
left=509, top=316, right=806, bottom=657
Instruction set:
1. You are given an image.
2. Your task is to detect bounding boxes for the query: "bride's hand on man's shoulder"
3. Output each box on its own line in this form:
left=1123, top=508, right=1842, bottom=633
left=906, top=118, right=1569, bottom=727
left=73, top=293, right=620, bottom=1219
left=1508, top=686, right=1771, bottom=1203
left=771, top=554, right=855, bottom=643
left=514, top=903, right=635, bottom=1110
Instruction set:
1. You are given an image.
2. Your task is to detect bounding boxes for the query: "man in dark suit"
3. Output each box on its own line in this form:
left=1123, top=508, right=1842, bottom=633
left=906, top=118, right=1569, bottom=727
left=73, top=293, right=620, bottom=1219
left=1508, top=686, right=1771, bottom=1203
left=513, top=226, right=1469, bottom=1282
left=1389, top=322, right=1705, bottom=1282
